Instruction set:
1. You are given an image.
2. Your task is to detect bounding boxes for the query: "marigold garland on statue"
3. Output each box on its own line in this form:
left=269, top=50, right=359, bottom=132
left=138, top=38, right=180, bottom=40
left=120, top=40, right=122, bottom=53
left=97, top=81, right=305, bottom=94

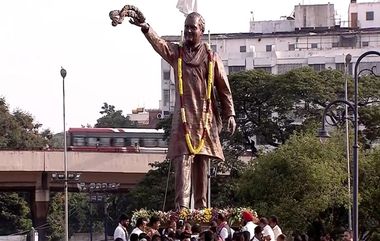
left=178, top=43, right=214, bottom=155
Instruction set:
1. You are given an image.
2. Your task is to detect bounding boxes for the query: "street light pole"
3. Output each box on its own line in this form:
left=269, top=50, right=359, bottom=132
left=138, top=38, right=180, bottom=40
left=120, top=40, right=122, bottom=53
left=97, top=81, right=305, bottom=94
left=344, top=54, right=352, bottom=230
left=318, top=51, right=380, bottom=241
left=60, top=67, right=69, bottom=241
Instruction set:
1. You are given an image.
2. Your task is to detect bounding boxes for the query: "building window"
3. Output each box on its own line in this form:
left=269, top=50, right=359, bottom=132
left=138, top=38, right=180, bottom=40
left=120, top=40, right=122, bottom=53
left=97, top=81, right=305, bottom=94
left=211, top=44, right=217, bottom=52
left=311, top=43, right=318, bottom=49
left=163, top=89, right=170, bottom=106
left=362, top=41, right=369, bottom=47
left=266, top=45, right=272, bottom=52
left=332, top=42, right=339, bottom=48
left=309, top=64, right=325, bottom=72
left=255, top=67, right=272, bottom=73
left=163, top=70, right=170, bottom=80
left=366, top=11, right=374, bottom=21
left=240, top=46, right=247, bottom=52
left=228, top=66, right=245, bottom=74
left=288, top=44, right=295, bottom=51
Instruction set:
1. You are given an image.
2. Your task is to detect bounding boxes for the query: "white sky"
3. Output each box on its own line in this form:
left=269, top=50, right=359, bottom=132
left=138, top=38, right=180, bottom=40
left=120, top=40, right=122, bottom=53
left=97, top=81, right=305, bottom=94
left=0, top=0, right=352, bottom=133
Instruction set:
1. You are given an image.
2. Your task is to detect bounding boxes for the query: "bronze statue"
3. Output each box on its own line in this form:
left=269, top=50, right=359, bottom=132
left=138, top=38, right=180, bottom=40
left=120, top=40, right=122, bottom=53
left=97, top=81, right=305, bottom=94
left=110, top=5, right=236, bottom=209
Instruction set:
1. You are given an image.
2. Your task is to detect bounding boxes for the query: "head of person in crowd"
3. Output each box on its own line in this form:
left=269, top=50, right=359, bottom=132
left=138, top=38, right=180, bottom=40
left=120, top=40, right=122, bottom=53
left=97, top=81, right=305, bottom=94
left=152, top=234, right=161, bottom=241
left=293, top=234, right=302, bottom=241
left=149, top=215, right=161, bottom=230
left=342, top=230, right=353, bottom=241
left=242, top=231, right=251, bottom=241
left=191, top=224, right=201, bottom=235
left=119, top=214, right=130, bottom=228
left=301, top=233, right=308, bottom=241
left=184, top=222, right=192, bottom=234
left=181, top=231, right=192, bottom=241
left=217, top=213, right=227, bottom=225
left=169, top=220, right=177, bottom=231
left=277, top=234, right=286, bottom=241
left=139, top=233, right=151, bottom=241
left=269, top=216, right=279, bottom=229
left=232, top=232, right=244, bottom=241
left=242, top=211, right=255, bottom=225
left=131, top=233, right=140, bottom=241
left=136, top=217, right=148, bottom=231
left=254, top=226, right=263, bottom=241
left=200, top=230, right=214, bottom=241
left=259, top=218, right=269, bottom=228
left=210, top=221, right=218, bottom=233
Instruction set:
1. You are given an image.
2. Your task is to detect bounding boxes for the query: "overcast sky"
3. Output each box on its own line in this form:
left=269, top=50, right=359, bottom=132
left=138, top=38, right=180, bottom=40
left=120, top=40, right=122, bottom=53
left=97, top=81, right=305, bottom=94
left=0, top=0, right=353, bottom=133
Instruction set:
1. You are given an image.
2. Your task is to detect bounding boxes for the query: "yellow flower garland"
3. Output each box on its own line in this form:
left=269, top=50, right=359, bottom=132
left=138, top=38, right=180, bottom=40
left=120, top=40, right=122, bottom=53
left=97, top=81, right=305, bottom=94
left=178, top=43, right=214, bottom=155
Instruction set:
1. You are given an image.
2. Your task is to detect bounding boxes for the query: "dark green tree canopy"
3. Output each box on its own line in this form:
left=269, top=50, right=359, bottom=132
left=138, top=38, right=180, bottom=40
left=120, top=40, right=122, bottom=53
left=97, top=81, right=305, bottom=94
left=228, top=68, right=380, bottom=148
left=95, top=102, right=137, bottom=128
left=0, top=97, right=52, bottom=149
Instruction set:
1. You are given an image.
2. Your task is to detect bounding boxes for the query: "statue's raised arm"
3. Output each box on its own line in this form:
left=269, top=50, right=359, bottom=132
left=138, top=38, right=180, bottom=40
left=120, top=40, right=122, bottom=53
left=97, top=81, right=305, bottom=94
left=109, top=5, right=146, bottom=27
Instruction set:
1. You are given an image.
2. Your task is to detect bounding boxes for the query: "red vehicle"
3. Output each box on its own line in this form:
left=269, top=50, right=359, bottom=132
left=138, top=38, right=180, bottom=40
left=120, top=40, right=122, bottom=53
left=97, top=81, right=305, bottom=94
left=68, top=128, right=168, bottom=153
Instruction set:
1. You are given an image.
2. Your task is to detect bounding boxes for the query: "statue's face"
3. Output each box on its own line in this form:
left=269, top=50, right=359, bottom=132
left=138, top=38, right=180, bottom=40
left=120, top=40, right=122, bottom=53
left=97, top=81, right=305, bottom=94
left=184, top=16, right=203, bottom=47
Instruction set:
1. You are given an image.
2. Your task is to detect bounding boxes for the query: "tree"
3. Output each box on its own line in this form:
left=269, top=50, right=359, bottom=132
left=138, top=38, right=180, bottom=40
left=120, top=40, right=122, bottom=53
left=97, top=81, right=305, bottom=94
left=358, top=147, right=380, bottom=241
left=47, top=192, right=104, bottom=240
left=0, top=192, right=32, bottom=235
left=155, top=114, right=172, bottom=141
left=0, top=97, right=52, bottom=149
left=228, top=68, right=380, bottom=149
left=95, top=102, right=137, bottom=128
left=238, top=127, right=380, bottom=240
left=123, top=160, right=175, bottom=212
left=0, top=97, right=52, bottom=235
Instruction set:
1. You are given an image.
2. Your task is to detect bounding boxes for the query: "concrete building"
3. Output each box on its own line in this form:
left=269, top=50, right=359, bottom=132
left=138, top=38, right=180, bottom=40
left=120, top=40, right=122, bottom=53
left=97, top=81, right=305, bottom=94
left=159, top=2, right=380, bottom=117
left=349, top=0, right=380, bottom=29
left=127, top=107, right=163, bottom=128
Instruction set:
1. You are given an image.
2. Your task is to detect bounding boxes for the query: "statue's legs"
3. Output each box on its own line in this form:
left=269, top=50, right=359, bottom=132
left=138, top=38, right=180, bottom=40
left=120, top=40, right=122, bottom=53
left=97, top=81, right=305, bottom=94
left=192, top=155, right=208, bottom=209
left=174, top=155, right=192, bottom=209
left=174, top=155, right=208, bottom=209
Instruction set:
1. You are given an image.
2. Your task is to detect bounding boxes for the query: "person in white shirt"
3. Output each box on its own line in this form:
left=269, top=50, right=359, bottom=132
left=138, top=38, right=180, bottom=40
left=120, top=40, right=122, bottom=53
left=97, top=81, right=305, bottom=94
left=259, top=218, right=275, bottom=241
left=130, top=217, right=148, bottom=238
left=269, top=216, right=282, bottom=239
left=241, top=211, right=257, bottom=240
left=216, top=213, right=234, bottom=241
left=114, top=214, right=130, bottom=241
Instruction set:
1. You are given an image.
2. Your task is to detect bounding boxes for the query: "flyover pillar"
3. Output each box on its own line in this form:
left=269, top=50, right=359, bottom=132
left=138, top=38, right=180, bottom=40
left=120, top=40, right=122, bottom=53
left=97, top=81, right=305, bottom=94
left=31, top=172, right=50, bottom=241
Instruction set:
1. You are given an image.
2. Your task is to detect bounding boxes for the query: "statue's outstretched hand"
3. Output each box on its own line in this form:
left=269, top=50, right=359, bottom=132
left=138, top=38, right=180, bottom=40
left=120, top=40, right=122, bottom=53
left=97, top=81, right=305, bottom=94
left=109, top=5, right=147, bottom=28
left=226, top=116, right=236, bottom=135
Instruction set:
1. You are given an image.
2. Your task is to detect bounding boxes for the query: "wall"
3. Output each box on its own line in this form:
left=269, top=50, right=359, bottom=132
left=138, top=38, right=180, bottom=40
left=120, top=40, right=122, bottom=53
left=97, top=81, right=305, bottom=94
left=349, top=2, right=380, bottom=29
left=294, top=4, right=335, bottom=29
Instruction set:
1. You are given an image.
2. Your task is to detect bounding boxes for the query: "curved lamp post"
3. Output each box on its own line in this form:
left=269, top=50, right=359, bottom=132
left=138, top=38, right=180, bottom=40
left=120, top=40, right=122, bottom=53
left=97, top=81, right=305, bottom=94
left=318, top=51, right=380, bottom=241
left=60, top=67, right=69, bottom=241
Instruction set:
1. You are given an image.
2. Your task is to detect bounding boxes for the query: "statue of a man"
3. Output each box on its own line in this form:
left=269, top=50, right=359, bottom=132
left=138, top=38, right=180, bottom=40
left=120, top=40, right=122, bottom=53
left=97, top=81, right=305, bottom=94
left=111, top=6, right=236, bottom=209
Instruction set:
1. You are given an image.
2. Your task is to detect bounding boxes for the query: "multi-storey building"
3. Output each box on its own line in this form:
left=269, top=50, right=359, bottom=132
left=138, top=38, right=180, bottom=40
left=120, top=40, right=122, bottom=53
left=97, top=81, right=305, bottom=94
left=159, top=1, right=380, bottom=117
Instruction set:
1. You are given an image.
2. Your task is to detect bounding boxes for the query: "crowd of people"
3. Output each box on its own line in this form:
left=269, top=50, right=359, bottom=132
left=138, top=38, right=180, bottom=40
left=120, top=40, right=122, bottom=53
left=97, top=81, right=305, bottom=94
left=113, top=212, right=353, bottom=241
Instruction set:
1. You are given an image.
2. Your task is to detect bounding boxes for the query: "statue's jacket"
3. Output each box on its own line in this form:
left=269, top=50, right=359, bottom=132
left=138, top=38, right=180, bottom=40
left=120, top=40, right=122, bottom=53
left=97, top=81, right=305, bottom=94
left=144, top=27, right=235, bottom=161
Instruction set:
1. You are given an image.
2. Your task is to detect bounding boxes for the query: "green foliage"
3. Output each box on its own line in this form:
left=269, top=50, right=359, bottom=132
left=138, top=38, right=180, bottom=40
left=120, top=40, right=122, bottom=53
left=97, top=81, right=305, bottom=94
left=125, top=160, right=175, bottom=212
left=47, top=192, right=104, bottom=241
left=229, top=68, right=380, bottom=148
left=0, top=97, right=52, bottom=149
left=0, top=192, right=32, bottom=235
left=359, top=148, right=380, bottom=240
left=238, top=129, right=349, bottom=234
left=95, top=102, right=137, bottom=128
left=155, top=114, right=172, bottom=141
